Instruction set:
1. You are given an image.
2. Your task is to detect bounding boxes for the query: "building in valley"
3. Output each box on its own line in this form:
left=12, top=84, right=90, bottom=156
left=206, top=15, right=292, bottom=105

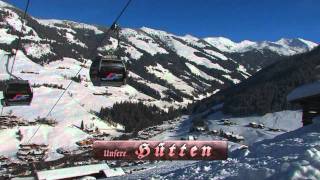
left=287, top=81, right=320, bottom=126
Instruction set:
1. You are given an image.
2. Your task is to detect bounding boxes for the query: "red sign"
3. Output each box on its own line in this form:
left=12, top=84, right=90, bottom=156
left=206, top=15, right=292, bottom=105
left=93, top=141, right=228, bottom=160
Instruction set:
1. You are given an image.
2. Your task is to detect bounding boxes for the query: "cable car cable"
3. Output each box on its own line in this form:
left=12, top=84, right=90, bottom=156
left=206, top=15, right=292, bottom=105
left=26, top=0, right=133, bottom=144
left=1, top=0, right=31, bottom=113
left=113, top=0, right=132, bottom=28
left=9, top=0, right=31, bottom=79
left=90, top=0, right=132, bottom=58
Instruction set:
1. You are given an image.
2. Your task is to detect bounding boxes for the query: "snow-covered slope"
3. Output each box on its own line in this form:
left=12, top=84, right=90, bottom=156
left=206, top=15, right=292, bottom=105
left=0, top=0, right=317, bottom=165
left=109, top=110, right=311, bottom=179
left=148, top=116, right=320, bottom=180
left=0, top=0, right=12, bottom=8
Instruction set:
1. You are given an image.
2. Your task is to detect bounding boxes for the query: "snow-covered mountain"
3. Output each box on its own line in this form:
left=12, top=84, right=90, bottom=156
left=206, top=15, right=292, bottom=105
left=0, top=0, right=318, bottom=170
left=204, top=37, right=317, bottom=56
left=0, top=0, right=317, bottom=105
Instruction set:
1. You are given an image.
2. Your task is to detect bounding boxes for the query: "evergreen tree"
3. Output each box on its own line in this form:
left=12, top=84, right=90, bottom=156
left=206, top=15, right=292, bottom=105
left=99, top=101, right=182, bottom=132
left=80, top=120, right=84, bottom=130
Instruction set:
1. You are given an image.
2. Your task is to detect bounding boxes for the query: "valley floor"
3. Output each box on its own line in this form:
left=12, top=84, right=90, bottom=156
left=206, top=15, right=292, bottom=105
left=2, top=108, right=316, bottom=179
left=107, top=110, right=311, bottom=179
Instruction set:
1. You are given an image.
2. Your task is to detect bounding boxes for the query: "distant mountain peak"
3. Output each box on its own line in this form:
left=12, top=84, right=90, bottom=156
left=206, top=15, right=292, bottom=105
left=0, top=0, right=12, bottom=8
left=204, top=36, right=317, bottom=55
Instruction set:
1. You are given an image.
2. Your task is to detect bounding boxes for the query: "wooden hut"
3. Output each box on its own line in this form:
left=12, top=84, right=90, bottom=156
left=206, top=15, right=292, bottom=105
left=287, top=81, right=320, bottom=126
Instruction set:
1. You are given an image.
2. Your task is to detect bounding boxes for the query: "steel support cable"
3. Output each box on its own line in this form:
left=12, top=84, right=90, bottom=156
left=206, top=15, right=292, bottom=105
left=26, top=0, right=133, bottom=144
left=1, top=0, right=30, bottom=115
left=9, top=0, right=31, bottom=79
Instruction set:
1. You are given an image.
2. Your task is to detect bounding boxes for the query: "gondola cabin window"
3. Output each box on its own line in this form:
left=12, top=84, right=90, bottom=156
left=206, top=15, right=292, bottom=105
left=1, top=80, right=33, bottom=106
left=90, top=56, right=127, bottom=87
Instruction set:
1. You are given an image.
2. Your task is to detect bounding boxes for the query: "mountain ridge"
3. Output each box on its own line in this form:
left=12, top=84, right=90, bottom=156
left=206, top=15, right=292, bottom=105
left=1, top=0, right=320, bottom=175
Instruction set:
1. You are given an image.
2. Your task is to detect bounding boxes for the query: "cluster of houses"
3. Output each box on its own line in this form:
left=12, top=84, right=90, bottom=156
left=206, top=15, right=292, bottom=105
left=76, top=138, right=95, bottom=151
left=135, top=126, right=165, bottom=140
left=247, top=122, right=284, bottom=132
left=56, top=123, right=110, bottom=156
left=0, top=155, right=22, bottom=178
left=58, top=131, right=111, bottom=156
left=0, top=115, right=31, bottom=129
left=210, top=129, right=245, bottom=143
left=56, top=147, right=84, bottom=156
left=80, top=122, right=101, bottom=134
left=189, top=124, right=207, bottom=133
left=17, top=144, right=48, bottom=162
left=248, top=122, right=265, bottom=129
left=34, top=117, right=57, bottom=126
left=221, top=119, right=238, bottom=126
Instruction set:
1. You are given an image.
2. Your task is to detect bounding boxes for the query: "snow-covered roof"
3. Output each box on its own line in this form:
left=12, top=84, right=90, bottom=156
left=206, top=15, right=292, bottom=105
left=11, top=177, right=35, bottom=180
left=36, top=163, right=110, bottom=180
left=287, top=81, right=320, bottom=102
left=102, top=167, right=125, bottom=177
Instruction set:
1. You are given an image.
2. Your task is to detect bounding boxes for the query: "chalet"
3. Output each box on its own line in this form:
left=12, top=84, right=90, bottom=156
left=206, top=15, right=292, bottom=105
left=18, top=121, right=28, bottom=126
left=188, top=135, right=196, bottom=140
left=93, top=132, right=110, bottom=139
left=287, top=81, right=320, bottom=126
left=0, top=155, right=8, bottom=161
left=76, top=138, right=94, bottom=146
left=210, top=130, right=219, bottom=135
left=229, top=134, right=245, bottom=143
left=17, top=144, right=48, bottom=162
left=195, top=126, right=206, bottom=132
left=20, top=143, right=46, bottom=148
left=248, top=122, right=265, bottom=129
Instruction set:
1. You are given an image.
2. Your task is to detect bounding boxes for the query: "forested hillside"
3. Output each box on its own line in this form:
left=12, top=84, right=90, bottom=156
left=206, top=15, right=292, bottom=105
left=192, top=46, right=320, bottom=116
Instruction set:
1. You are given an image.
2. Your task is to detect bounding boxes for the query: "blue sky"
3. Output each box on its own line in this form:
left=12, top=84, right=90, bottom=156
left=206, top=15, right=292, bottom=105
left=6, top=0, right=320, bottom=42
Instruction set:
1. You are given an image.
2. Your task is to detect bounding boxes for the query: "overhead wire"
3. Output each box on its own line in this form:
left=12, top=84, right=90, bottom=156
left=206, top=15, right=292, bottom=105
left=26, top=0, right=133, bottom=144
left=1, top=0, right=30, bottom=116
left=9, top=0, right=31, bottom=79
